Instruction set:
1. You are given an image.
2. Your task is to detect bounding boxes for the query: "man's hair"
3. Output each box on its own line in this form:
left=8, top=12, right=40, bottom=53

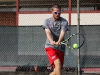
left=52, top=4, right=61, bottom=11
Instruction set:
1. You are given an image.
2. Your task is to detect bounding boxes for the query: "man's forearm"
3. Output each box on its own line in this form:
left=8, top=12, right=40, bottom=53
left=58, top=30, right=66, bottom=42
left=45, top=29, right=55, bottom=45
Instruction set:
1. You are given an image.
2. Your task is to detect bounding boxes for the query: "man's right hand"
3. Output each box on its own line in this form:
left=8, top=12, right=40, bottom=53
left=50, top=41, right=56, bottom=46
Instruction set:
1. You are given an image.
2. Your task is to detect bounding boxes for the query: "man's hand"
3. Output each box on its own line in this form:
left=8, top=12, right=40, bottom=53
left=50, top=40, right=56, bottom=46
left=54, top=41, right=61, bottom=46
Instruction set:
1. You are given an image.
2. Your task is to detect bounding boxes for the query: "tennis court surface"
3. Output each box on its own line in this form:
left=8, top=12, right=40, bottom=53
left=0, top=67, right=100, bottom=75
left=0, top=71, right=100, bottom=75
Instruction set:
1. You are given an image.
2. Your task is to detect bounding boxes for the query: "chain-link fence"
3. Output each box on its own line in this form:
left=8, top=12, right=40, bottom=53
left=0, top=26, right=100, bottom=72
left=72, top=0, right=100, bottom=10
left=19, top=0, right=68, bottom=11
left=0, top=0, right=100, bottom=26
left=18, top=0, right=100, bottom=11
left=1, top=0, right=99, bottom=11
left=0, top=0, right=100, bottom=74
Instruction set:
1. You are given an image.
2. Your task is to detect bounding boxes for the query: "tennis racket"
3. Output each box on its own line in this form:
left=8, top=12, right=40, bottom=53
left=61, top=33, right=85, bottom=50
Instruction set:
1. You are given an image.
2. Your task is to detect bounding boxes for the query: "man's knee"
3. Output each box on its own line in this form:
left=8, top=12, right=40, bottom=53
left=54, top=59, right=61, bottom=68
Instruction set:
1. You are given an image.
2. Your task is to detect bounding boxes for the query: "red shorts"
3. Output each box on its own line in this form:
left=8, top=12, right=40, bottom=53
left=45, top=47, right=64, bottom=68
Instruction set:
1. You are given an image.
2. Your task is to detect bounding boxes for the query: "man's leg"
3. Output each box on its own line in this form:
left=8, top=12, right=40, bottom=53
left=49, top=69, right=55, bottom=75
left=54, top=59, right=61, bottom=75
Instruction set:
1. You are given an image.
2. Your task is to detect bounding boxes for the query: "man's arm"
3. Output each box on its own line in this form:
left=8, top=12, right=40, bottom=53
left=45, top=29, right=55, bottom=45
left=56, top=30, right=66, bottom=45
left=56, top=20, right=68, bottom=45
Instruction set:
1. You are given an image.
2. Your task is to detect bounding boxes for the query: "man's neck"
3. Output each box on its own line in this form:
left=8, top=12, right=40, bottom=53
left=52, top=17, right=60, bottom=21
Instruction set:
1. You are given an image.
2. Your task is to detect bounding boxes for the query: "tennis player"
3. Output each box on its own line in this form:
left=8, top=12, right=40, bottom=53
left=42, top=4, right=68, bottom=75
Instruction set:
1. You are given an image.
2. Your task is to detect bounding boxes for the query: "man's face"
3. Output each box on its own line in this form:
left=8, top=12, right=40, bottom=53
left=52, top=8, right=61, bottom=20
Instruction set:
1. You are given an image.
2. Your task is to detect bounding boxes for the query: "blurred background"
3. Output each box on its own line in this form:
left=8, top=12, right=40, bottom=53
left=0, top=0, right=100, bottom=75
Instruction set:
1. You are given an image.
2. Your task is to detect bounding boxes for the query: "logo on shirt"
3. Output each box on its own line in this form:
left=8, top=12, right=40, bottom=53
left=49, top=24, right=53, bottom=28
left=54, top=22, right=61, bottom=31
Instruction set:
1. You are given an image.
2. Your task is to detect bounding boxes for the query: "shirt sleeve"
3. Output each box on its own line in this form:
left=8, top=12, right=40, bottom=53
left=61, top=20, right=69, bottom=31
left=42, top=19, right=49, bottom=29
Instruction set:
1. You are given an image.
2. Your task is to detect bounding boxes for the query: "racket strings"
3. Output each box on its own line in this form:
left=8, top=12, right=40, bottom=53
left=67, top=34, right=84, bottom=49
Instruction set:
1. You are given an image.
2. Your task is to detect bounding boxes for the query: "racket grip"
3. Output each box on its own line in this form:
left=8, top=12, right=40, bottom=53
left=54, top=42, right=56, bottom=45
